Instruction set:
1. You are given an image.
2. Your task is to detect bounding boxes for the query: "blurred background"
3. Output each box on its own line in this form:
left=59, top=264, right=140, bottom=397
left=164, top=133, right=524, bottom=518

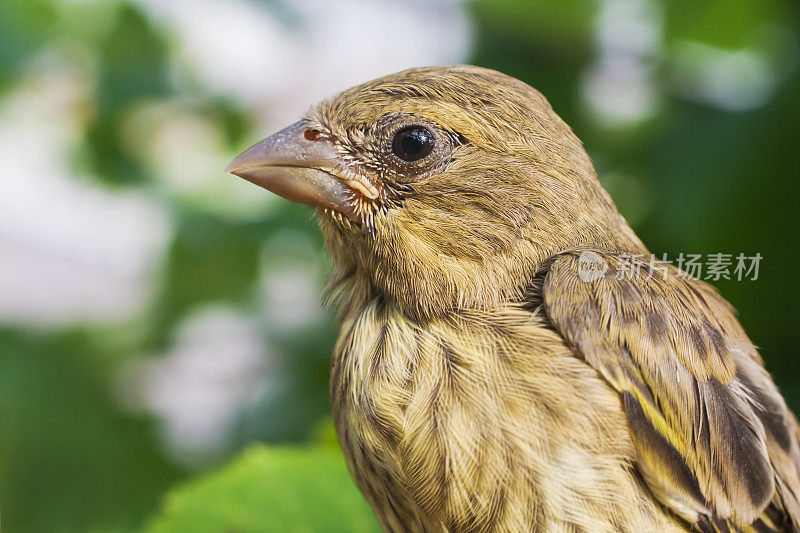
left=1, top=0, right=798, bottom=531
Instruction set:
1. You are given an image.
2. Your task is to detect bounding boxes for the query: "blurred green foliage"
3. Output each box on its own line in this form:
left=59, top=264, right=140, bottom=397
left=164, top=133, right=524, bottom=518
left=0, top=0, right=798, bottom=532
left=0, top=329, right=180, bottom=532
left=145, top=447, right=379, bottom=533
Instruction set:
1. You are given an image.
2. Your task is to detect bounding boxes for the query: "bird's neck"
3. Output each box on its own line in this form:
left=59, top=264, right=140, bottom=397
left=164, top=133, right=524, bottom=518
left=322, top=233, right=646, bottom=324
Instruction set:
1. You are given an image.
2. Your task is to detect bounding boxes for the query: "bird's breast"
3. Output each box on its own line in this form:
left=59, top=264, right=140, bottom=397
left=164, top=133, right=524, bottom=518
left=329, top=297, right=684, bottom=532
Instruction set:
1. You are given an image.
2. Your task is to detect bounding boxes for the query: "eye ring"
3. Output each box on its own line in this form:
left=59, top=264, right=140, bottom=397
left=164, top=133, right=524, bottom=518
left=392, top=125, right=436, bottom=162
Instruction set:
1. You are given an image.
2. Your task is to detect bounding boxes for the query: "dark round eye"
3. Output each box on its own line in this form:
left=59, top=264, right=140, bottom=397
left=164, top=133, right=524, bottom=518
left=392, top=126, right=435, bottom=162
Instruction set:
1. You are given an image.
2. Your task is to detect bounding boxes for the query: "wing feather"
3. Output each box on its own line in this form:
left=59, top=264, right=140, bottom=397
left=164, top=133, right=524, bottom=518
left=542, top=251, right=800, bottom=529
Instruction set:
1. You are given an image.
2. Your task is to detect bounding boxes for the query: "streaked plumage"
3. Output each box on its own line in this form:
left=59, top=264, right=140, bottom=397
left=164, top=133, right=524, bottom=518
left=228, top=66, right=800, bottom=532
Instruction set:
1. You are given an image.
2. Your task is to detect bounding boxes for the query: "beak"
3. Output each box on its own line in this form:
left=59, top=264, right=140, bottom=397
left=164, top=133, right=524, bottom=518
left=226, top=120, right=359, bottom=221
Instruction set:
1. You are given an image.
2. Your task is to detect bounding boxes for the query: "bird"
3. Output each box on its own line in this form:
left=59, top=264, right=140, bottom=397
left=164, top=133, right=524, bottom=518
left=227, top=66, right=800, bottom=532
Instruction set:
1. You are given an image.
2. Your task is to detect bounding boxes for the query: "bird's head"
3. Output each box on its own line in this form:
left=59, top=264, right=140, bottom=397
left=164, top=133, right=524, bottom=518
left=228, top=66, right=644, bottom=318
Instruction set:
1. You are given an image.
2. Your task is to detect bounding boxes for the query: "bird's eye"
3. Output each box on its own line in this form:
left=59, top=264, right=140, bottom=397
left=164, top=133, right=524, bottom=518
left=392, top=126, right=435, bottom=162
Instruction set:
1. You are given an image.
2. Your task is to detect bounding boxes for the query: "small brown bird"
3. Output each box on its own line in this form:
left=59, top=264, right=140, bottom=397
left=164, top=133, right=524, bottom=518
left=227, top=66, right=800, bottom=532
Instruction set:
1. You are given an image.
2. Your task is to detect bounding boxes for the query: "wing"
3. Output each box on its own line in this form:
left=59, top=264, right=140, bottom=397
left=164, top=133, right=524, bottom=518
left=541, top=250, right=800, bottom=530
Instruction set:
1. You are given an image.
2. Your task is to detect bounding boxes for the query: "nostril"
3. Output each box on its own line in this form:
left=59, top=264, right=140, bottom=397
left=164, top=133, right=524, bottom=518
left=303, top=128, right=322, bottom=141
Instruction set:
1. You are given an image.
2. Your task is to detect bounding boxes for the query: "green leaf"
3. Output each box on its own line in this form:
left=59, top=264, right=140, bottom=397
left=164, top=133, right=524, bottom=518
left=145, top=446, right=380, bottom=533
